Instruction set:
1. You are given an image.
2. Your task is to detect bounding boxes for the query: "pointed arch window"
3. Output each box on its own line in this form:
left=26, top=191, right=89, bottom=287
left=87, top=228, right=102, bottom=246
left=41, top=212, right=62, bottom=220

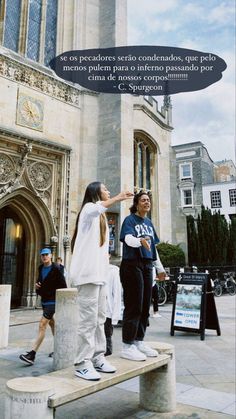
left=134, top=137, right=154, bottom=193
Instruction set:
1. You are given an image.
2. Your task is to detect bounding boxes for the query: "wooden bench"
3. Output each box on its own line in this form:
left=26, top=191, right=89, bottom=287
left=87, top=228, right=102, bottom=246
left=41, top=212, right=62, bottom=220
left=5, top=343, right=176, bottom=418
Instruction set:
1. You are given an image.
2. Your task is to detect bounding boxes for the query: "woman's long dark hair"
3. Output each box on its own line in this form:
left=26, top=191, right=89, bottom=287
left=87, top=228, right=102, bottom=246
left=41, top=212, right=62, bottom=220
left=130, top=191, right=152, bottom=214
left=71, top=181, right=107, bottom=252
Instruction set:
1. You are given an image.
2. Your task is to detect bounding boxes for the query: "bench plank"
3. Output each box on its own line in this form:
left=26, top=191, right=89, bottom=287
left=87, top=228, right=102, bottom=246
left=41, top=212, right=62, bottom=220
left=42, top=353, right=171, bottom=408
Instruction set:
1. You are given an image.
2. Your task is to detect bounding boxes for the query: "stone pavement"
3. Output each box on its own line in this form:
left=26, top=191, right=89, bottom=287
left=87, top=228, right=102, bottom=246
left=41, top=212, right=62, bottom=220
left=0, top=294, right=235, bottom=418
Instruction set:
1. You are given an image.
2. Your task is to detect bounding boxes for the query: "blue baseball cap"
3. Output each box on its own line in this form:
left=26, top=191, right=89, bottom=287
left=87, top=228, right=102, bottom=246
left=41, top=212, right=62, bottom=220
left=40, top=248, right=52, bottom=255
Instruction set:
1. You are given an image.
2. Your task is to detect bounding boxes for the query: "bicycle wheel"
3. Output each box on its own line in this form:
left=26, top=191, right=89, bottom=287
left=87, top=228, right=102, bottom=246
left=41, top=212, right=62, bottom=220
left=158, top=286, right=167, bottom=305
left=227, top=279, right=236, bottom=296
left=214, top=284, right=222, bottom=297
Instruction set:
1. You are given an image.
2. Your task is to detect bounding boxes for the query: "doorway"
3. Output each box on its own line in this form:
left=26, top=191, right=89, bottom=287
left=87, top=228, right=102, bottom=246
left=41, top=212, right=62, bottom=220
left=0, top=207, right=25, bottom=307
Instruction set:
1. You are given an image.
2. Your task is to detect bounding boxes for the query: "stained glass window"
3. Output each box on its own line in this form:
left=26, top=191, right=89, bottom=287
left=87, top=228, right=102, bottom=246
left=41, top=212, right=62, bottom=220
left=26, top=0, right=42, bottom=61
left=2, top=0, right=57, bottom=66
left=3, top=0, right=21, bottom=52
left=44, top=0, right=58, bottom=66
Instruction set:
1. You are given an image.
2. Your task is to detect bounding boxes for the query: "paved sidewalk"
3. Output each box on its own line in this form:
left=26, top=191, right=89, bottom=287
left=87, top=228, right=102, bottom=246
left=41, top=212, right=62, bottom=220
left=0, top=294, right=235, bottom=418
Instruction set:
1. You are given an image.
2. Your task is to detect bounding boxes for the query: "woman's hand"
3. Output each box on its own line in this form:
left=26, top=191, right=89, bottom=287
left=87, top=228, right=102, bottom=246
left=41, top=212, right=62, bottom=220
left=117, top=191, right=134, bottom=201
left=157, top=272, right=166, bottom=281
left=101, top=191, right=134, bottom=208
left=140, top=237, right=151, bottom=251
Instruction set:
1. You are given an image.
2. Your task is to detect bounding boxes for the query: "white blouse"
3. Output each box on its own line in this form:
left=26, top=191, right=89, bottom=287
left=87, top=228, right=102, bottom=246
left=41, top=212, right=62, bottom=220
left=69, top=202, right=109, bottom=286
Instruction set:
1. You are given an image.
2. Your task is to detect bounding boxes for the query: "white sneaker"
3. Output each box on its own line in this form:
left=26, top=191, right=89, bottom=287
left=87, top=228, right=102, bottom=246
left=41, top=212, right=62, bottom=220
left=153, top=312, right=162, bottom=318
left=121, top=344, right=147, bottom=361
left=93, top=356, right=116, bottom=373
left=134, top=341, right=159, bottom=357
left=75, top=360, right=101, bottom=381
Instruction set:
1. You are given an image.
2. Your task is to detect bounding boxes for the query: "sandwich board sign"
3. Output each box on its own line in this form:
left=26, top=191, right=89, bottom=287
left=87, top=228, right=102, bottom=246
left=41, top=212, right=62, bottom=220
left=170, top=272, right=221, bottom=340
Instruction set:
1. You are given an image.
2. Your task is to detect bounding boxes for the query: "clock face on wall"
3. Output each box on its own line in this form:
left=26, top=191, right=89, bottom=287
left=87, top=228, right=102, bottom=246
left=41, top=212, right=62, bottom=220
left=16, top=93, right=44, bottom=131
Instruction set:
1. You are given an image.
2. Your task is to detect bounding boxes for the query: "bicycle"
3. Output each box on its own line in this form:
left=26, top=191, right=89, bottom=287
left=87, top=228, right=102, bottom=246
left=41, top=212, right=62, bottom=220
left=156, top=279, right=167, bottom=305
left=210, top=270, right=236, bottom=297
left=165, top=274, right=176, bottom=303
left=209, top=269, right=223, bottom=297
left=155, top=275, right=176, bottom=305
left=222, top=272, right=236, bottom=296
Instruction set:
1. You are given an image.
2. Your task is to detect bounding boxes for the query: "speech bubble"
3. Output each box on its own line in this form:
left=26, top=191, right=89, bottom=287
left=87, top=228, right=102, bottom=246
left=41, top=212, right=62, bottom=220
left=50, top=46, right=227, bottom=95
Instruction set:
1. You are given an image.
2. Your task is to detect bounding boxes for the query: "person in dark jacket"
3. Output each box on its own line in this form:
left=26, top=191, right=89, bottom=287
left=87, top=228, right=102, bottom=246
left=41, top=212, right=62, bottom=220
left=19, top=248, right=67, bottom=365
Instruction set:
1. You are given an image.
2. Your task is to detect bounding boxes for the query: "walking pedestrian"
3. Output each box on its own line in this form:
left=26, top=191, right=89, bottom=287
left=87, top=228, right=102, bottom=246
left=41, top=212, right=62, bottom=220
left=119, top=191, right=166, bottom=361
left=70, top=181, right=133, bottom=381
left=19, top=248, right=67, bottom=365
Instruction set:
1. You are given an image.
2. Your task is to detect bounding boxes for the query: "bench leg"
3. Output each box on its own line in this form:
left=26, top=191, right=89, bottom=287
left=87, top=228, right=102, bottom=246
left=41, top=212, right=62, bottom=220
left=139, top=349, right=176, bottom=413
left=5, top=377, right=54, bottom=419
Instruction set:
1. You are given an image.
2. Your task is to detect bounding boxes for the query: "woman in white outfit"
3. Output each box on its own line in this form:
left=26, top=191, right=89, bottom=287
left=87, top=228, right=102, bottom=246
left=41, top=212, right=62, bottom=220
left=70, top=181, right=133, bottom=381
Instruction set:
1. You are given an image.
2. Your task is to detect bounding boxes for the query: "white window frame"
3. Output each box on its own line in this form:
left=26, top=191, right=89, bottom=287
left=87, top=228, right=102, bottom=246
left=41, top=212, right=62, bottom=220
left=229, top=189, right=236, bottom=207
left=181, top=188, right=193, bottom=207
left=210, top=191, right=222, bottom=208
left=179, top=162, right=193, bottom=180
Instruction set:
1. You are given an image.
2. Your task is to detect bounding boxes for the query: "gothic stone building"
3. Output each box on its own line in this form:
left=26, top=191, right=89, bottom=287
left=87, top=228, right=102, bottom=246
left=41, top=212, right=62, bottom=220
left=0, top=0, right=175, bottom=307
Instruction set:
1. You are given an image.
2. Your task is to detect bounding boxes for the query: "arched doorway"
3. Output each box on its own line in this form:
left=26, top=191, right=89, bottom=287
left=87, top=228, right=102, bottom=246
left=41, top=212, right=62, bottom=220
left=0, top=207, right=25, bottom=307
left=0, top=189, right=56, bottom=307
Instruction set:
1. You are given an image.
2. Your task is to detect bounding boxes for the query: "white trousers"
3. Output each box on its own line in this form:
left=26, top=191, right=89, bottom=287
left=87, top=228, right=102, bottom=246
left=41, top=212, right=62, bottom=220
left=74, top=283, right=107, bottom=366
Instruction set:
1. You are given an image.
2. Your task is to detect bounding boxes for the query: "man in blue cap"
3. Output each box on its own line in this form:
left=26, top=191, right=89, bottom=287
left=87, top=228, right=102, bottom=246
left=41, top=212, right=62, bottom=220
left=19, top=248, right=67, bottom=365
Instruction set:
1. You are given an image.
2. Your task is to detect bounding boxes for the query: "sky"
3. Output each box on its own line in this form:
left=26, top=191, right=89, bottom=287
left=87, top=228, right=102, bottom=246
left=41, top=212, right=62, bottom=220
left=127, top=0, right=235, bottom=163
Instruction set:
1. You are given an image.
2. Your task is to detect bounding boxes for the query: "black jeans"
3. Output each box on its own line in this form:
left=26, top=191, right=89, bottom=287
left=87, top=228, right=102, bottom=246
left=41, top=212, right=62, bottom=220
left=120, top=259, right=153, bottom=344
left=152, top=283, right=159, bottom=312
left=104, top=317, right=113, bottom=356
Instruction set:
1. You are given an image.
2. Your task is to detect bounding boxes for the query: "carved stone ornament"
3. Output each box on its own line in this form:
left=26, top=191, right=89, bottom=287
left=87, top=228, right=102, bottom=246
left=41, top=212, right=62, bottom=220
left=0, top=153, right=15, bottom=184
left=50, top=235, right=58, bottom=243
left=63, top=235, right=71, bottom=246
left=0, top=54, right=80, bottom=107
left=28, top=162, right=52, bottom=191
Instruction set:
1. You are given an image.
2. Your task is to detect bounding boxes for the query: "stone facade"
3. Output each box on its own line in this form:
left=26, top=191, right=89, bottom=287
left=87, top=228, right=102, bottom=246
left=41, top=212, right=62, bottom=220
left=172, top=141, right=214, bottom=219
left=171, top=141, right=215, bottom=257
left=0, top=0, right=174, bottom=307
